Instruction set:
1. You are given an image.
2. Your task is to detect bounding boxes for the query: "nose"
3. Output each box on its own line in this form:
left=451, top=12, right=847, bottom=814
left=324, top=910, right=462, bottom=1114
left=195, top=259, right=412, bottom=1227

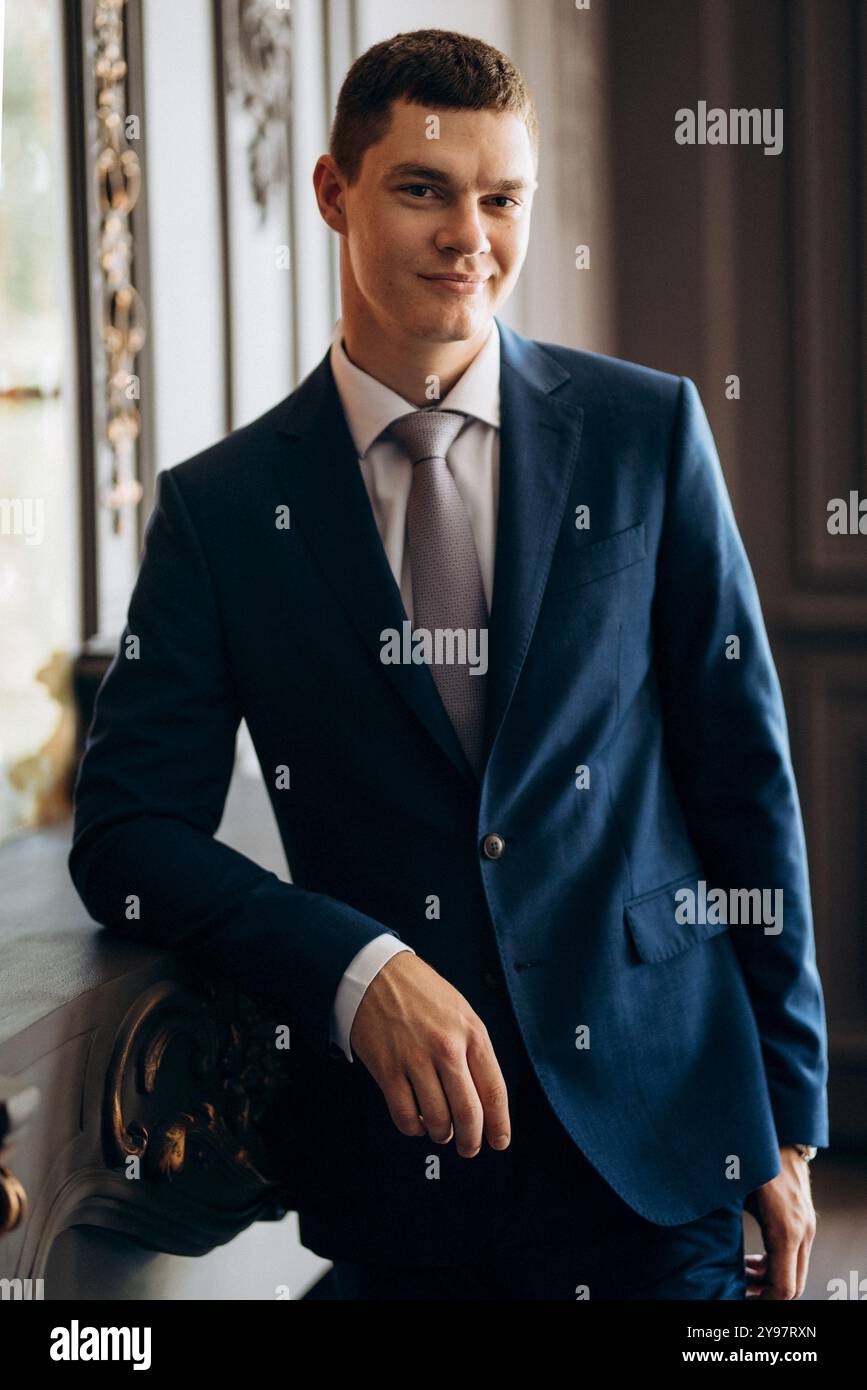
left=434, top=197, right=491, bottom=259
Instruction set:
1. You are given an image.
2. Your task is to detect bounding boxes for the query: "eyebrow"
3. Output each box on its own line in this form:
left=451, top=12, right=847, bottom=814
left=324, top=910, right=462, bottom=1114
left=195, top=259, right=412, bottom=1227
left=383, top=163, right=533, bottom=194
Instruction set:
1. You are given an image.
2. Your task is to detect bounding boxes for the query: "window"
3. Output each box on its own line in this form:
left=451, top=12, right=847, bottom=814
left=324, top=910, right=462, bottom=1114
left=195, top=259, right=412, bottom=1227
left=0, top=0, right=80, bottom=843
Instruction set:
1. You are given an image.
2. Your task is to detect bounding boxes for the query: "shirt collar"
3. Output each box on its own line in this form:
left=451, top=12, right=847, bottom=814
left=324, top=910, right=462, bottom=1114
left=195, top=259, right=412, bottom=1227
left=329, top=316, right=501, bottom=459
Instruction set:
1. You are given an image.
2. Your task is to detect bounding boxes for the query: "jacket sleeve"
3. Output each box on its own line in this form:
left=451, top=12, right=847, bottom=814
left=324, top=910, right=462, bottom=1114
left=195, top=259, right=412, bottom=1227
left=68, top=465, right=399, bottom=1062
left=651, top=376, right=829, bottom=1148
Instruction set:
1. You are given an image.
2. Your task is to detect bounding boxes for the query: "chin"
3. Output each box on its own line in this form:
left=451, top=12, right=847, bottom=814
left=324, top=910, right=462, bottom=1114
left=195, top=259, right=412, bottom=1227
left=403, top=301, right=493, bottom=343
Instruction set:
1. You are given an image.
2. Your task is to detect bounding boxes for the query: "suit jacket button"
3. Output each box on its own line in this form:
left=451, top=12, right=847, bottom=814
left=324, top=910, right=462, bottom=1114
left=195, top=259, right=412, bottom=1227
left=481, top=833, right=506, bottom=860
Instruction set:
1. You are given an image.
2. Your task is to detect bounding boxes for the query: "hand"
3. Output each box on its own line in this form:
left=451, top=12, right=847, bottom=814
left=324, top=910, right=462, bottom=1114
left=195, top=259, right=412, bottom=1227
left=348, top=951, right=511, bottom=1158
left=743, top=1147, right=817, bottom=1298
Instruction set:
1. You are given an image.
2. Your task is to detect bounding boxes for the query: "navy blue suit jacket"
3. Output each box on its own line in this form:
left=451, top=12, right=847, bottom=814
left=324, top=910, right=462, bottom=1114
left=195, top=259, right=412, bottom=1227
left=69, top=318, right=829, bottom=1263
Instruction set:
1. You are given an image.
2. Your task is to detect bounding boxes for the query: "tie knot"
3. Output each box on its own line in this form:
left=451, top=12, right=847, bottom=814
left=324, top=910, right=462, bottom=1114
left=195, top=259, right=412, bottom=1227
left=385, top=408, right=467, bottom=465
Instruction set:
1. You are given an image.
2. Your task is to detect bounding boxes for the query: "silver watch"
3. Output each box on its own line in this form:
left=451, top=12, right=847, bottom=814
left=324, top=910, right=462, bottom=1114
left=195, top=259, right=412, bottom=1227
left=794, top=1143, right=818, bottom=1162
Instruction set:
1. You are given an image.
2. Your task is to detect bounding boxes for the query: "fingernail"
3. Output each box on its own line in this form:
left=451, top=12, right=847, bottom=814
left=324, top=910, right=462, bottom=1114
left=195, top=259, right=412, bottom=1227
left=492, top=1134, right=510, bottom=1149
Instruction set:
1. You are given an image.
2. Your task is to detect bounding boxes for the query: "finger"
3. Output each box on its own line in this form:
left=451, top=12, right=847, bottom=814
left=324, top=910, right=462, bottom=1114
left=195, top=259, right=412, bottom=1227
left=383, top=1073, right=427, bottom=1137
left=761, top=1234, right=800, bottom=1300
left=407, top=1063, right=454, bottom=1144
left=465, top=1027, right=511, bottom=1151
left=745, top=1253, right=770, bottom=1296
left=795, top=1219, right=816, bottom=1298
left=435, top=1056, right=485, bottom=1157
left=798, top=1207, right=818, bottom=1297
left=744, top=1253, right=767, bottom=1269
left=794, top=1237, right=809, bottom=1299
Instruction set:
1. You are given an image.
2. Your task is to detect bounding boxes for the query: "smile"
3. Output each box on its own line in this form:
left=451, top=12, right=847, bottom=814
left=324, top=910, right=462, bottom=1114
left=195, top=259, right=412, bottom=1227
left=419, top=275, right=487, bottom=295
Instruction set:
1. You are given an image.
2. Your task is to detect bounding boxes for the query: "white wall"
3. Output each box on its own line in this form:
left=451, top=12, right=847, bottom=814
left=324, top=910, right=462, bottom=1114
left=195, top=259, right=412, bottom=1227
left=142, top=0, right=225, bottom=472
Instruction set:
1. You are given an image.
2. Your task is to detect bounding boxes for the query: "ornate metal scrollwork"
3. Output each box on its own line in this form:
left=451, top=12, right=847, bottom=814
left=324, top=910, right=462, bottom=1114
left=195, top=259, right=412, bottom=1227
left=92, top=0, right=146, bottom=533
left=0, top=1167, right=28, bottom=1235
left=104, top=979, right=297, bottom=1223
left=222, top=0, right=293, bottom=222
left=0, top=1082, right=39, bottom=1237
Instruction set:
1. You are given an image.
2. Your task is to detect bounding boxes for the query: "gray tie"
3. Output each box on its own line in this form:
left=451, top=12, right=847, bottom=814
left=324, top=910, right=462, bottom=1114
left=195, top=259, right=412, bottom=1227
left=384, top=408, right=488, bottom=778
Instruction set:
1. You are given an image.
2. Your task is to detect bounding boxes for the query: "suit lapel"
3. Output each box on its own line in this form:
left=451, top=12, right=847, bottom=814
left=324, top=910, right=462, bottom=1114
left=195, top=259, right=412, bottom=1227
left=271, top=319, right=584, bottom=788
left=271, top=354, right=477, bottom=787
left=482, top=321, right=585, bottom=766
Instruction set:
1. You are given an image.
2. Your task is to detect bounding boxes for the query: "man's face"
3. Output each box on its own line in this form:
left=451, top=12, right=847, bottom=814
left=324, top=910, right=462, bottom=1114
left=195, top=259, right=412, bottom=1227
left=336, top=97, right=537, bottom=344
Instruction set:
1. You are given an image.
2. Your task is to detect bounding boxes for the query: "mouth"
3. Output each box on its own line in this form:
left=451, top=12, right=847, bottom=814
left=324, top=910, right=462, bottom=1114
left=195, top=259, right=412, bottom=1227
left=418, top=273, right=489, bottom=295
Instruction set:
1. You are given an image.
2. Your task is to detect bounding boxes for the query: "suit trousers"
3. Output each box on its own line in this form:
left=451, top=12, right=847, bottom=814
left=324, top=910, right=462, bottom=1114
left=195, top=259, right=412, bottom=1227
left=329, top=1026, right=747, bottom=1301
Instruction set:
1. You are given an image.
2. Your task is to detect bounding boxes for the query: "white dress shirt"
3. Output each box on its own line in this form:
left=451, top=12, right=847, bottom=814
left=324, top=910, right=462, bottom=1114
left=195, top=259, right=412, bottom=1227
left=327, top=315, right=502, bottom=1061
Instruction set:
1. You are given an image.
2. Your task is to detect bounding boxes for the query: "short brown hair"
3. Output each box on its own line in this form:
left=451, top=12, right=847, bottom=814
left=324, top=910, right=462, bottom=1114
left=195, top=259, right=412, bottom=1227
left=329, top=29, right=539, bottom=185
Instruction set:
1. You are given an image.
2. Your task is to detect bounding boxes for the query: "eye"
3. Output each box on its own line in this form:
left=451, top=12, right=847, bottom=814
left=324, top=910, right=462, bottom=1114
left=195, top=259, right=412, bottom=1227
left=397, top=186, right=519, bottom=208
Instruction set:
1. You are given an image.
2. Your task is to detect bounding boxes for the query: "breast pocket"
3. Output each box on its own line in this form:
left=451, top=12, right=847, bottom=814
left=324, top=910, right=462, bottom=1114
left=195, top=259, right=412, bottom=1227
left=624, top=870, right=730, bottom=963
left=546, top=520, right=646, bottom=598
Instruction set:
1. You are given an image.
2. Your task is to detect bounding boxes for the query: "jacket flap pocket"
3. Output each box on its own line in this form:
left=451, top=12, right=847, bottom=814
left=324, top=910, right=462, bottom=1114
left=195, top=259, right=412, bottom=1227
left=624, top=872, right=730, bottom=963
left=547, top=520, right=646, bottom=596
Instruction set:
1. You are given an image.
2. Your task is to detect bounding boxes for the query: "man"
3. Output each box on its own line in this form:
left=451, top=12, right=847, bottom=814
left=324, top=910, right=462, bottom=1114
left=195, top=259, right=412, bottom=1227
left=69, top=29, right=828, bottom=1300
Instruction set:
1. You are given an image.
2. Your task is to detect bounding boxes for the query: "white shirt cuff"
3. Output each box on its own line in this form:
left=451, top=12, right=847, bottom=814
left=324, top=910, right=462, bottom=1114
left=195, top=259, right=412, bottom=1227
left=330, top=934, right=416, bottom=1063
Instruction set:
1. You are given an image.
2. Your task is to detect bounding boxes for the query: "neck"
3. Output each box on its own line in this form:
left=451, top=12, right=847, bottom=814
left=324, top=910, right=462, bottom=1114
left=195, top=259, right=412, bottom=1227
left=339, top=314, right=491, bottom=406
